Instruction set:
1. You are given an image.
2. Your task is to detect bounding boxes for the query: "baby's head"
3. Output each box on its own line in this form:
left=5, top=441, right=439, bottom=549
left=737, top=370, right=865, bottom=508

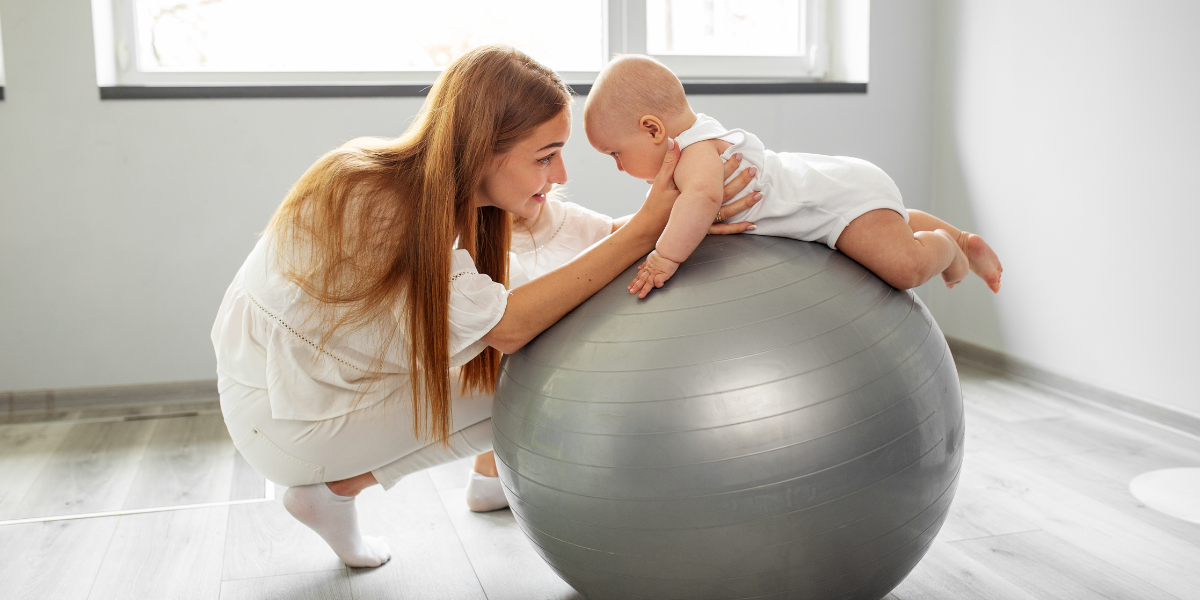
left=584, top=55, right=694, bottom=181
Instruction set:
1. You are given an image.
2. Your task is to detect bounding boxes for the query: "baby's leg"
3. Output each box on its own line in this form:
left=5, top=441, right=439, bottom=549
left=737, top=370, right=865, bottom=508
left=908, top=210, right=1003, bottom=292
left=836, top=209, right=968, bottom=290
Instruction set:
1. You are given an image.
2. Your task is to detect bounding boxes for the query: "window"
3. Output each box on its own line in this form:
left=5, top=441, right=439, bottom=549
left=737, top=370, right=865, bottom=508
left=108, top=0, right=606, bottom=84
left=97, top=0, right=834, bottom=88
left=639, top=0, right=827, bottom=79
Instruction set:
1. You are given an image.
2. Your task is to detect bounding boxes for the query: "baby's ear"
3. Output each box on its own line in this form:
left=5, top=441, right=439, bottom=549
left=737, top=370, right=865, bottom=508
left=639, top=115, right=667, bottom=143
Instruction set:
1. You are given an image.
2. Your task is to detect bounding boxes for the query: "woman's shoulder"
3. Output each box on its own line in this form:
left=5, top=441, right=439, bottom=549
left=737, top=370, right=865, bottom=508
left=559, top=198, right=613, bottom=223
left=512, top=199, right=612, bottom=252
left=508, top=198, right=615, bottom=286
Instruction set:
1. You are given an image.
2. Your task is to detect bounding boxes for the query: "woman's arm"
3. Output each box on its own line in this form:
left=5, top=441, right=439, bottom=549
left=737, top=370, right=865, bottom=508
left=484, top=146, right=760, bottom=354
left=483, top=142, right=681, bottom=354
left=610, top=214, right=634, bottom=233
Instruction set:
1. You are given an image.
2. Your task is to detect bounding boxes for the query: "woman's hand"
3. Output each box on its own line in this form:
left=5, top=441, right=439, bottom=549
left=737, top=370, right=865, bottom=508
left=629, top=138, right=684, bottom=238
left=708, top=153, right=761, bottom=235
left=623, top=142, right=759, bottom=242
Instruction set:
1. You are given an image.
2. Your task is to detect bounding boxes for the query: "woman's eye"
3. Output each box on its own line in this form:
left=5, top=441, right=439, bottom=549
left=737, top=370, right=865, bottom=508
left=537, top=153, right=555, bottom=164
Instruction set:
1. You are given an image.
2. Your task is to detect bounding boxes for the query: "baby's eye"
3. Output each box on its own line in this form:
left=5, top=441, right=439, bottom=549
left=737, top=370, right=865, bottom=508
left=537, top=153, right=556, bottom=164
left=610, top=152, right=619, bottom=158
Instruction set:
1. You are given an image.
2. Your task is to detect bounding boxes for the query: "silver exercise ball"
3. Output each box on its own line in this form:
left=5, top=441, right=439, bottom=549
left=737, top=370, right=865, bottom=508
left=493, top=235, right=964, bottom=600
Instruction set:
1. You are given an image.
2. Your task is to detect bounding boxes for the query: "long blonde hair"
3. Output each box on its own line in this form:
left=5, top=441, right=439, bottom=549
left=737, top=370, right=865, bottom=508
left=267, top=46, right=572, bottom=442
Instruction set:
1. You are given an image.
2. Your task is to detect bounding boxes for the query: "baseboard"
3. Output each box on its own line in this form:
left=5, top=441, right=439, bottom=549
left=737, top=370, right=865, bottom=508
left=4, top=379, right=219, bottom=415
left=8, top=343, right=1199, bottom=439
left=947, top=337, right=1200, bottom=439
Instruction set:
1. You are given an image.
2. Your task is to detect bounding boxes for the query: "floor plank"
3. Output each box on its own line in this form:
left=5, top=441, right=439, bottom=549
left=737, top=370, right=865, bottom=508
left=959, top=374, right=1073, bottom=423
left=229, top=449, right=269, bottom=501
left=967, top=452, right=1200, bottom=600
left=0, top=422, right=73, bottom=519
left=3, top=366, right=1200, bottom=599
left=0, top=518, right=118, bottom=600
left=953, top=529, right=1181, bottom=600
left=89, top=506, right=229, bottom=600
left=438, top=487, right=583, bottom=600
left=223, top=485, right=345, bottom=581
left=348, top=472, right=488, bottom=600
left=935, top=456, right=1041, bottom=543
left=898, top=366, right=1200, bottom=599
left=121, top=414, right=236, bottom=509
left=1007, top=414, right=1200, bottom=547
left=219, top=570, right=353, bottom=600
left=962, top=405, right=1101, bottom=462
left=892, top=538, right=1039, bottom=600
left=10, top=419, right=157, bottom=519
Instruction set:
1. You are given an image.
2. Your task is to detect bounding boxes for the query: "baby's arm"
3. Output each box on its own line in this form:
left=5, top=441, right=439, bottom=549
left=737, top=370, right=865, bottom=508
left=629, top=142, right=726, bottom=298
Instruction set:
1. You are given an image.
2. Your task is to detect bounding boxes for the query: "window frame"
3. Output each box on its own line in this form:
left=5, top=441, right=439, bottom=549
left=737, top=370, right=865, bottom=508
left=0, top=10, right=7, bottom=91
left=101, top=0, right=828, bottom=89
left=623, top=0, right=828, bottom=81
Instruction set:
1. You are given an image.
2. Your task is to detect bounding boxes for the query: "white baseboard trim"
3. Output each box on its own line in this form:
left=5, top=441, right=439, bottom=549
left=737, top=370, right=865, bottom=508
left=0, top=479, right=273, bottom=527
left=4, top=379, right=219, bottom=415
left=948, top=337, right=1200, bottom=440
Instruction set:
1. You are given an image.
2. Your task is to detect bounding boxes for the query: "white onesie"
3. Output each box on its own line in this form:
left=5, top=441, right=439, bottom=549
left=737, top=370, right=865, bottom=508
left=675, top=113, right=908, bottom=249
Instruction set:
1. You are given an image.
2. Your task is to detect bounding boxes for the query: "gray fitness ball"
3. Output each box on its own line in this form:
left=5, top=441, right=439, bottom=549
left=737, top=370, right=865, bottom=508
left=493, top=235, right=964, bottom=600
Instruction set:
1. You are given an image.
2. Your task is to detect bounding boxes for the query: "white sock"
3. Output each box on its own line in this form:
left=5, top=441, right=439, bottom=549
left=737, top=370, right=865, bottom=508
left=282, top=483, right=392, bottom=568
left=465, top=471, right=509, bottom=512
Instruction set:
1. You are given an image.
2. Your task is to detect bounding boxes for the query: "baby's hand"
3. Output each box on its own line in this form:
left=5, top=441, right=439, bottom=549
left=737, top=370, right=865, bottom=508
left=628, top=251, right=680, bottom=299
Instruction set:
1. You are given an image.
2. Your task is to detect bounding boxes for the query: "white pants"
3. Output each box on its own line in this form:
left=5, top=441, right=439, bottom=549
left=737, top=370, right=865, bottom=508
left=218, top=376, right=494, bottom=490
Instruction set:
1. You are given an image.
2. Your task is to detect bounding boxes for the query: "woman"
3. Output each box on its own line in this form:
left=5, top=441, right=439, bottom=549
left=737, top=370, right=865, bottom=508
left=211, top=45, right=759, bottom=568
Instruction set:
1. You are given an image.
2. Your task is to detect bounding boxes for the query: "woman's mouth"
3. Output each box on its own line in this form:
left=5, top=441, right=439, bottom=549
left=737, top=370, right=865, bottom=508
left=532, top=193, right=547, bottom=203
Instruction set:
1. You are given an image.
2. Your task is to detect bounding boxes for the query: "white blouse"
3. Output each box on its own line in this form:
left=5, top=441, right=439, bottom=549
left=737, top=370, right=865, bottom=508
left=211, top=199, right=613, bottom=421
left=509, top=198, right=615, bottom=288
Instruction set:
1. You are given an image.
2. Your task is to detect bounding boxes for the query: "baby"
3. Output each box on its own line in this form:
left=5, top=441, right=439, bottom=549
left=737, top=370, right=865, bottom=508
left=583, top=55, right=1003, bottom=298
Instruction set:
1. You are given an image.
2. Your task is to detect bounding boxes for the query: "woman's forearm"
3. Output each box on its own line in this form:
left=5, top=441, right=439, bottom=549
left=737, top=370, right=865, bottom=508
left=611, top=214, right=634, bottom=233
left=483, top=220, right=659, bottom=354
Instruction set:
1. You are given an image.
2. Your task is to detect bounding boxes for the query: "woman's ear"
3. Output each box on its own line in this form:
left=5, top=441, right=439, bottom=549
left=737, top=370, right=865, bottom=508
left=639, top=115, right=668, bottom=144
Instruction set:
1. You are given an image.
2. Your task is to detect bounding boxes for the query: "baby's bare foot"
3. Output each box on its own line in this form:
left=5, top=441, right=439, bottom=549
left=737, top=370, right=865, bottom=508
left=958, top=231, right=1003, bottom=293
left=938, top=230, right=969, bottom=288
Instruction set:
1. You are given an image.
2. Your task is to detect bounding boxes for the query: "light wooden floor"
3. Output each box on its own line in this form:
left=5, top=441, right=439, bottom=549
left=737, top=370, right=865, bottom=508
left=2, top=364, right=1198, bottom=600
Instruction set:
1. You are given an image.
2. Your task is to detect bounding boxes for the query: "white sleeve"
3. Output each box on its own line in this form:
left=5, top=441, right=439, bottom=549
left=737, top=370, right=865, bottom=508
left=448, top=249, right=508, bottom=365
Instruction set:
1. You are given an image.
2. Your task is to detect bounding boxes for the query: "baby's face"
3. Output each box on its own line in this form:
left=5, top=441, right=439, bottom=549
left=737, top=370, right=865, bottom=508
left=585, top=114, right=669, bottom=183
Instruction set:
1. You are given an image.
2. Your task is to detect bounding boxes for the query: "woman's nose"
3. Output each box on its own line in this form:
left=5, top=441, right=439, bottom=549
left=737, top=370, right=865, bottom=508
left=550, top=158, right=568, bottom=184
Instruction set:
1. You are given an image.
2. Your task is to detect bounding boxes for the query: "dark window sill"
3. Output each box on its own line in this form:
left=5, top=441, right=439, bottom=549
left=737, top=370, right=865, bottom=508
left=98, top=81, right=865, bottom=100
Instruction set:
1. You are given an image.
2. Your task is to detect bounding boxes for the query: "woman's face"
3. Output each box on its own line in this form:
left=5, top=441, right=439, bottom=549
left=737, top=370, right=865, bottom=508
left=476, top=110, right=571, bottom=220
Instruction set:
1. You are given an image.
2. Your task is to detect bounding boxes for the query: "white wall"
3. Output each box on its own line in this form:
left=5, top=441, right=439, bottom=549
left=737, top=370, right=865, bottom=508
left=928, top=1, right=1200, bottom=414
left=0, top=0, right=934, bottom=393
